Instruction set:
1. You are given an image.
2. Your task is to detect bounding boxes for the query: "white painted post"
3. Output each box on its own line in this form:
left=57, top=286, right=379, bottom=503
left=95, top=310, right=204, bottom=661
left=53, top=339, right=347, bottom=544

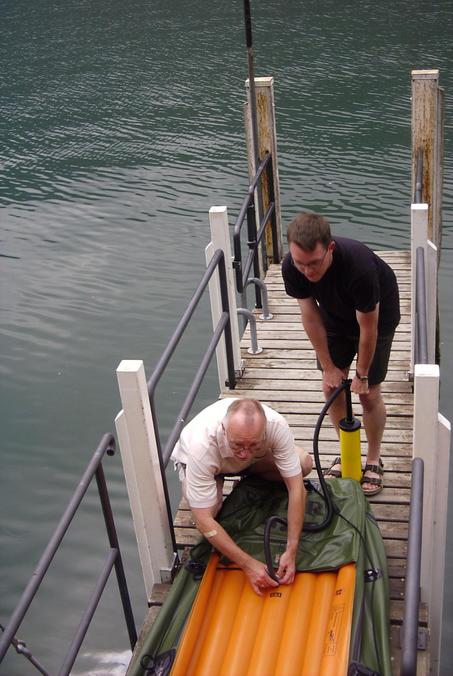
left=426, top=241, right=438, bottom=364
left=209, top=206, right=243, bottom=378
left=114, top=410, right=155, bottom=598
left=412, top=363, right=440, bottom=608
left=115, top=360, right=175, bottom=601
left=410, top=203, right=429, bottom=374
left=429, top=413, right=451, bottom=675
left=205, top=241, right=228, bottom=392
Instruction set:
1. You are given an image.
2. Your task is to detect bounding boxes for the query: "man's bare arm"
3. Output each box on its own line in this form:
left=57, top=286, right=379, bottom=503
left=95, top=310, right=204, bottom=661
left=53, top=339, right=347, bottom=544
left=352, top=305, right=379, bottom=394
left=190, top=506, right=278, bottom=596
left=297, top=298, right=344, bottom=387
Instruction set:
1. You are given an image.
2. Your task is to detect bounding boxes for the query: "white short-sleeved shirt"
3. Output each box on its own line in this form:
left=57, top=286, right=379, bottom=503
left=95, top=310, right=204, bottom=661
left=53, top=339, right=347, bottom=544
left=171, top=398, right=301, bottom=508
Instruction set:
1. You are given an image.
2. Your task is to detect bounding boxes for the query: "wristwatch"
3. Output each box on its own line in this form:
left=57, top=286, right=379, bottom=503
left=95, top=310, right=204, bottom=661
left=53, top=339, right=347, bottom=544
left=356, top=371, right=368, bottom=381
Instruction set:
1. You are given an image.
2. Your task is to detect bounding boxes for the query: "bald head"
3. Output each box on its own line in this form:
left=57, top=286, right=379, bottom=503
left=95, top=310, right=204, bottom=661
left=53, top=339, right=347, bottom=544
left=224, top=399, right=266, bottom=460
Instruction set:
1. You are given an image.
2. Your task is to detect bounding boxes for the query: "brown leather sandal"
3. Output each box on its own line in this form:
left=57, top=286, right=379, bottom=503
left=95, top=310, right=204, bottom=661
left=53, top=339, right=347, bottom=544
left=361, top=459, right=384, bottom=496
left=323, top=457, right=342, bottom=479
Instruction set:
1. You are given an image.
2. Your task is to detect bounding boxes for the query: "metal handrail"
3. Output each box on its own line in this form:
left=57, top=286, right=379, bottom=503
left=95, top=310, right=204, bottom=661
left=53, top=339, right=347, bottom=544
left=414, top=148, right=423, bottom=204
left=147, top=248, right=236, bottom=472
left=144, top=249, right=236, bottom=555
left=415, top=247, right=428, bottom=364
left=0, top=433, right=137, bottom=673
left=232, top=152, right=280, bottom=304
left=237, top=308, right=262, bottom=354
left=400, top=457, right=424, bottom=675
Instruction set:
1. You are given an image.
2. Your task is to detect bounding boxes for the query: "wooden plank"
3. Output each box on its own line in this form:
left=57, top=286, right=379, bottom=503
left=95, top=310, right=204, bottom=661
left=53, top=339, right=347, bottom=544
left=240, top=339, right=412, bottom=355
left=221, top=397, right=414, bottom=417
left=239, top=369, right=412, bottom=388
left=222, top=393, right=414, bottom=415
left=287, top=418, right=414, bottom=432
left=241, top=347, right=410, bottom=364
left=313, top=451, right=413, bottom=464
left=391, top=599, right=428, bottom=625
left=241, top=347, right=412, bottom=361
left=390, top=624, right=430, bottom=676
left=234, top=379, right=412, bottom=395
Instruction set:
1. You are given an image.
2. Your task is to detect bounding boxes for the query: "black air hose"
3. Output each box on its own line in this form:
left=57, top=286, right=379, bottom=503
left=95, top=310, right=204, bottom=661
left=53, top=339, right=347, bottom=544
left=263, top=381, right=350, bottom=579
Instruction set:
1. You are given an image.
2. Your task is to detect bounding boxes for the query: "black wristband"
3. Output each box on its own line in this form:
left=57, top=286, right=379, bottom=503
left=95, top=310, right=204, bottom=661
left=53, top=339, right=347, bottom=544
left=356, top=371, right=368, bottom=381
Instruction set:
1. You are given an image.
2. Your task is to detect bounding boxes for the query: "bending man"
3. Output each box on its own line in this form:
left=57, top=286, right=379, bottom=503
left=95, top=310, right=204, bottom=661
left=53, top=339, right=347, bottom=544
left=171, top=397, right=312, bottom=595
left=281, top=212, right=400, bottom=496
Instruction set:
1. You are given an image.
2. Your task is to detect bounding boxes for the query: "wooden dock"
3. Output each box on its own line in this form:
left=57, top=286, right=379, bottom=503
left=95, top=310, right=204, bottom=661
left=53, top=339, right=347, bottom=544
left=135, top=251, right=428, bottom=675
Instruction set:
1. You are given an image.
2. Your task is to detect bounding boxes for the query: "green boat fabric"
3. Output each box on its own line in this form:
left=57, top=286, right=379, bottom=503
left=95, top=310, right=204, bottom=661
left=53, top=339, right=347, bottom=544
left=128, top=476, right=391, bottom=676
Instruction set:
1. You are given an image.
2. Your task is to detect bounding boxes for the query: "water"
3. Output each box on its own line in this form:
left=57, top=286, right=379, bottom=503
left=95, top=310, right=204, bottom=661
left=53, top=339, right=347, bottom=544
left=1, top=0, right=452, bottom=673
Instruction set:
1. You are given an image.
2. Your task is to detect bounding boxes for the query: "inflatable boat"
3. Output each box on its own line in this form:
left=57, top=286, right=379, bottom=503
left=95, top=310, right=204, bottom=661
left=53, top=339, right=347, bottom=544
left=128, top=474, right=391, bottom=676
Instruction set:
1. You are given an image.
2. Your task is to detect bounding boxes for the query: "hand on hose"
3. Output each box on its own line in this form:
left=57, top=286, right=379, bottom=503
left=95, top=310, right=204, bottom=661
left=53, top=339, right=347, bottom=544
left=243, top=556, right=279, bottom=596
left=276, top=549, right=296, bottom=585
left=351, top=374, right=370, bottom=395
left=322, top=365, right=346, bottom=389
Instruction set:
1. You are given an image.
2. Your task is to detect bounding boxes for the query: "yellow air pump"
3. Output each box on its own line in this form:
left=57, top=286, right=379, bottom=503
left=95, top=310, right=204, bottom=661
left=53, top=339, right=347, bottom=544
left=339, top=379, right=362, bottom=481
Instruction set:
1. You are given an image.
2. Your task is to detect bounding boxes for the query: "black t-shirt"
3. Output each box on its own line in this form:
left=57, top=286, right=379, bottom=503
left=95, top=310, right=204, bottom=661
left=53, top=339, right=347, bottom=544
left=281, top=236, right=400, bottom=336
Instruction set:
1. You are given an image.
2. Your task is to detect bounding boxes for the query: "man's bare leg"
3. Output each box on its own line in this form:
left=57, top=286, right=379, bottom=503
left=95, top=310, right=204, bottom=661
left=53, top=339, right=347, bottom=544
left=359, top=384, right=386, bottom=491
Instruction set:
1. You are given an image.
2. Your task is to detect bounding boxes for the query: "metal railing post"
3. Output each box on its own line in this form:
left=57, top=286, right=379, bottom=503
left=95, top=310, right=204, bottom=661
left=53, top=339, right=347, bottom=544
left=218, top=253, right=237, bottom=390
left=414, top=148, right=423, bottom=204
left=237, top=308, right=262, bottom=354
left=415, top=247, right=428, bottom=365
left=95, top=464, right=137, bottom=649
left=400, top=457, right=424, bottom=676
left=410, top=203, right=429, bottom=376
left=246, top=278, right=273, bottom=320
left=247, top=200, right=262, bottom=308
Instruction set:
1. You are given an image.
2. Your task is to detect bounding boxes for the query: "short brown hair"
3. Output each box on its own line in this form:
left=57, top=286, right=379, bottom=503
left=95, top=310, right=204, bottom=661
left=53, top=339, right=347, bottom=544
left=287, top=212, right=332, bottom=251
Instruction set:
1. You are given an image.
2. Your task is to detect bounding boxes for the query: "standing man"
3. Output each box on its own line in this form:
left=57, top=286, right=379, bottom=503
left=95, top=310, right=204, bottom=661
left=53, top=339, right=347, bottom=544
left=281, top=212, right=400, bottom=496
left=171, top=397, right=312, bottom=595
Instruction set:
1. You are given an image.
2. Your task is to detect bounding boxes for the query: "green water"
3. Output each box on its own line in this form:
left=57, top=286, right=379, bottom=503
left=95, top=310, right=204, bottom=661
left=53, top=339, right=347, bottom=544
left=1, top=0, right=453, bottom=673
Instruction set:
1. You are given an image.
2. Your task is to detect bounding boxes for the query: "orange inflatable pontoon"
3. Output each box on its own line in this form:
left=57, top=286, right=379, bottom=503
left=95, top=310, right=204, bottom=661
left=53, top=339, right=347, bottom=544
left=172, top=554, right=356, bottom=676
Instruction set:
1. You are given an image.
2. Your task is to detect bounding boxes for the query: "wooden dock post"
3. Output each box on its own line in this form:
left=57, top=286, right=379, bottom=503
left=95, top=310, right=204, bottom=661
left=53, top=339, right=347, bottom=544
left=115, top=360, right=176, bottom=601
left=245, top=76, right=283, bottom=263
left=411, top=69, right=444, bottom=247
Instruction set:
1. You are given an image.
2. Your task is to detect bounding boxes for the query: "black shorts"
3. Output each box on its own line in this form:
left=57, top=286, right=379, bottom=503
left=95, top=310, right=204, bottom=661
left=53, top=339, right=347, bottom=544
left=317, top=331, right=395, bottom=386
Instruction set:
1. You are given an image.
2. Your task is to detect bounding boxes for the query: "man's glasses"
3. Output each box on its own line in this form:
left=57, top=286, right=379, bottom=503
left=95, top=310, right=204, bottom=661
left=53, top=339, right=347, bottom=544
left=227, top=438, right=265, bottom=453
left=290, top=247, right=329, bottom=272
left=222, top=424, right=266, bottom=454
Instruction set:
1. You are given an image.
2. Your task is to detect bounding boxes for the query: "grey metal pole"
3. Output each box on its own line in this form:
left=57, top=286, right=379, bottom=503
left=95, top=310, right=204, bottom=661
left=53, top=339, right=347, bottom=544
left=401, top=457, right=424, bottom=676
left=243, top=0, right=266, bottom=281
left=243, top=0, right=260, bottom=172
